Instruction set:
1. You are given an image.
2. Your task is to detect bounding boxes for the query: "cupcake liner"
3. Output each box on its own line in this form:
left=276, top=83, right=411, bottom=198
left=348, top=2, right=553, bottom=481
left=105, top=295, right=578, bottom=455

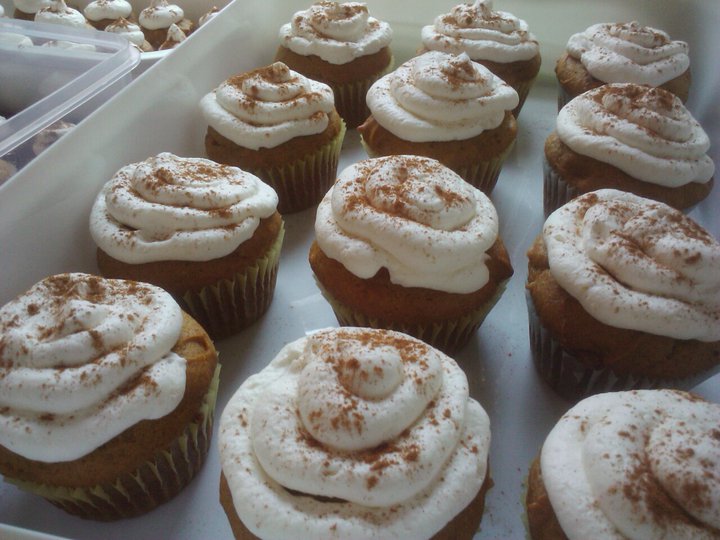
left=314, top=276, right=509, bottom=354
left=542, top=158, right=579, bottom=218
left=526, top=292, right=720, bottom=402
left=7, top=365, right=221, bottom=521
left=331, top=58, right=394, bottom=129
left=250, top=123, right=346, bottom=214
left=181, top=224, right=284, bottom=339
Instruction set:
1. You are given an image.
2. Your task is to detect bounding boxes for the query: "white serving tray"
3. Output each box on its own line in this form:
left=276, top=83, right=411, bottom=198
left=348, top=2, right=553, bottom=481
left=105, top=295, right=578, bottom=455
left=0, top=1, right=718, bottom=539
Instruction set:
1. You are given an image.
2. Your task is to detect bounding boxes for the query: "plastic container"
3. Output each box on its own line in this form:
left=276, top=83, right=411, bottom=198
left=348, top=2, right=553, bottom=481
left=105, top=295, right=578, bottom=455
left=0, top=18, right=139, bottom=183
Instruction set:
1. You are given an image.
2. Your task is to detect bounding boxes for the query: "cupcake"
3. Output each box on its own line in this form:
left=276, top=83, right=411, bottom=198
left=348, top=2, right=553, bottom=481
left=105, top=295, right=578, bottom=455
left=526, top=189, right=720, bottom=401
left=275, top=1, right=393, bottom=129
left=219, top=327, right=493, bottom=539
left=138, top=0, right=193, bottom=50
left=105, top=17, right=154, bottom=52
left=201, top=61, right=346, bottom=214
left=90, top=152, right=284, bottom=339
left=556, top=21, right=691, bottom=109
left=158, top=22, right=186, bottom=51
left=544, top=83, right=715, bottom=216
left=34, top=0, right=93, bottom=29
left=0, top=273, right=219, bottom=520
left=12, top=0, right=52, bottom=20
left=83, top=0, right=133, bottom=30
left=526, top=389, right=720, bottom=539
left=310, top=155, right=514, bottom=353
left=419, top=0, right=540, bottom=117
left=358, top=51, right=519, bottom=194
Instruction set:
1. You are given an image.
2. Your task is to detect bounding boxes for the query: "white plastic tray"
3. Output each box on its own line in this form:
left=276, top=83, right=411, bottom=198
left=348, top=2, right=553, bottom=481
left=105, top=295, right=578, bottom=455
left=0, top=1, right=718, bottom=539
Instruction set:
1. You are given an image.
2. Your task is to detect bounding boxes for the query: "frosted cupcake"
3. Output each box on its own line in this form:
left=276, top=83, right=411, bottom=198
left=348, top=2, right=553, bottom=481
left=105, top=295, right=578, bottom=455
left=12, top=0, right=52, bottom=20
left=105, top=18, right=154, bottom=52
left=556, top=21, right=691, bottom=108
left=219, top=327, right=493, bottom=539
left=90, top=152, right=283, bottom=339
left=83, top=0, right=133, bottom=30
left=0, top=273, right=219, bottom=520
left=138, top=0, right=193, bottom=49
left=275, top=1, right=393, bottom=129
left=420, top=0, right=540, bottom=116
left=310, top=155, right=513, bottom=353
left=359, top=51, right=518, bottom=194
left=526, top=189, right=720, bottom=401
left=544, top=83, right=714, bottom=216
left=526, top=389, right=720, bottom=539
left=201, top=62, right=346, bottom=214
left=34, top=0, right=92, bottom=29
left=158, top=23, right=185, bottom=50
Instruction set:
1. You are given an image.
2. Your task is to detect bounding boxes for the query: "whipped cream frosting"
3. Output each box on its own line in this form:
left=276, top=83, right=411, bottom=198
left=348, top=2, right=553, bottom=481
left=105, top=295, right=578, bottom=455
left=366, top=51, right=518, bottom=142
left=159, top=23, right=185, bottom=50
left=421, top=0, right=538, bottom=63
left=90, top=152, right=278, bottom=264
left=0, top=273, right=186, bottom=462
left=556, top=84, right=714, bottom=186
left=220, top=327, right=491, bottom=539
left=35, top=0, right=90, bottom=29
left=316, top=155, right=499, bottom=294
left=567, top=21, right=690, bottom=86
left=541, top=390, right=720, bottom=540
left=13, top=0, right=52, bottom=15
left=105, top=18, right=147, bottom=49
left=83, top=0, right=131, bottom=22
left=279, top=1, right=392, bottom=65
left=544, top=189, right=720, bottom=341
left=201, top=62, right=335, bottom=150
left=139, top=0, right=183, bottom=30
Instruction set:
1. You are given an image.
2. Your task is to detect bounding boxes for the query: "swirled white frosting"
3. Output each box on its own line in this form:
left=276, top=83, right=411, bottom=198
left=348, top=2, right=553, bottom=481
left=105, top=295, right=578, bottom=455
left=544, top=189, right=720, bottom=341
left=35, top=0, right=90, bottom=29
left=557, top=83, right=714, bottom=186
left=105, top=18, right=147, bottom=48
left=541, top=390, right=720, bottom=540
left=89, top=152, right=278, bottom=264
left=366, top=51, right=518, bottom=142
left=220, top=327, right=490, bottom=539
left=421, top=0, right=538, bottom=63
left=567, top=21, right=689, bottom=86
left=139, top=0, right=183, bottom=30
left=315, top=155, right=499, bottom=294
left=0, top=273, right=186, bottom=462
left=13, top=0, right=52, bottom=15
left=278, top=1, right=392, bottom=65
left=83, top=0, right=131, bottom=22
left=200, top=62, right=335, bottom=150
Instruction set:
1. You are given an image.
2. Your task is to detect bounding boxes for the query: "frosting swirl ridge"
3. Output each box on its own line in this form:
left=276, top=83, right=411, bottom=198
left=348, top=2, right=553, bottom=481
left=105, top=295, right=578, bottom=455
left=421, top=0, right=539, bottom=63
left=90, top=152, right=278, bottom=263
left=556, top=84, right=714, bottom=186
left=366, top=51, right=518, bottom=142
left=544, top=189, right=720, bottom=341
left=0, top=273, right=186, bottom=462
left=315, top=155, right=499, bottom=294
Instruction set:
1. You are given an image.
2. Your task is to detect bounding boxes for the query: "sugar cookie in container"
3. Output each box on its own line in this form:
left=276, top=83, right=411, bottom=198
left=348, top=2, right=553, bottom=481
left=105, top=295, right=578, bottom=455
left=310, top=155, right=513, bottom=353
left=543, top=83, right=714, bottom=216
left=201, top=61, right=345, bottom=214
left=526, top=389, right=720, bottom=539
left=358, top=51, right=518, bottom=194
left=219, top=327, right=493, bottom=539
left=419, top=0, right=540, bottom=117
left=275, top=1, right=393, bottom=129
left=90, top=152, right=283, bottom=339
left=138, top=0, right=193, bottom=50
left=526, top=189, right=720, bottom=401
left=555, top=21, right=691, bottom=108
left=0, top=273, right=219, bottom=520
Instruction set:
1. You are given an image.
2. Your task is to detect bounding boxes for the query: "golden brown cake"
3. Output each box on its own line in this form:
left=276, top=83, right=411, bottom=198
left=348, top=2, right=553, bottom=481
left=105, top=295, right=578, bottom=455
left=275, top=1, right=393, bottom=129
left=201, top=62, right=345, bottom=214
left=526, top=190, right=720, bottom=401
left=525, top=390, right=720, bottom=539
left=555, top=21, right=691, bottom=108
left=419, top=0, right=541, bottom=117
left=218, top=327, right=493, bottom=539
left=311, top=155, right=513, bottom=353
left=0, top=273, right=219, bottom=520
left=359, top=51, right=518, bottom=194
left=543, top=83, right=714, bottom=216
left=90, top=152, right=284, bottom=339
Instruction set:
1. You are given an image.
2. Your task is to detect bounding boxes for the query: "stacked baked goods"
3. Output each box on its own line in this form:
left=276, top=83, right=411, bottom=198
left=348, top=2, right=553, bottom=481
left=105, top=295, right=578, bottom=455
left=310, top=155, right=513, bottom=353
left=219, top=327, right=492, bottom=539
left=0, top=273, right=219, bottom=520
